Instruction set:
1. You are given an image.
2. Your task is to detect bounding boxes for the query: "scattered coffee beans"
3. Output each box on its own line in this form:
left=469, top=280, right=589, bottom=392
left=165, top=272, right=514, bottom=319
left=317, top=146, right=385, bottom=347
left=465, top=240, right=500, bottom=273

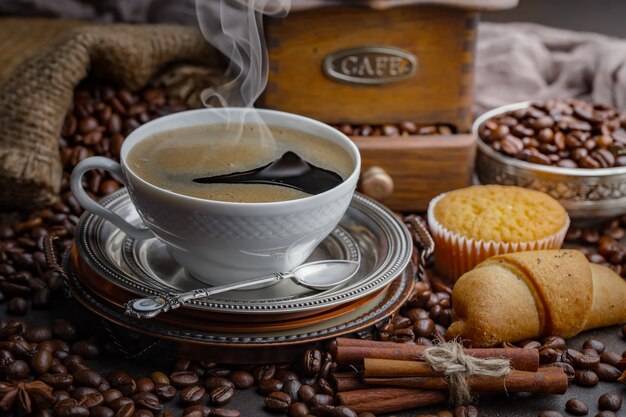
left=598, top=392, right=622, bottom=411
left=565, top=398, right=588, bottom=416
left=265, top=391, right=291, bottom=411
left=538, top=411, right=564, bottom=417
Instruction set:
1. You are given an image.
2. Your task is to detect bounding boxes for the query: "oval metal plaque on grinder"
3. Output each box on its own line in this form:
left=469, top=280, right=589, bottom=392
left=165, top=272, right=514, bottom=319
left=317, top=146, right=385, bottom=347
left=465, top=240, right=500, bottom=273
left=323, top=46, right=418, bottom=85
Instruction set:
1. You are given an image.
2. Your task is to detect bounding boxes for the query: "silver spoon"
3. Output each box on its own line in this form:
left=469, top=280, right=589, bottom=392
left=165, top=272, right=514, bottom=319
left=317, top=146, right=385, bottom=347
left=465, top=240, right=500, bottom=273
left=124, top=260, right=360, bottom=319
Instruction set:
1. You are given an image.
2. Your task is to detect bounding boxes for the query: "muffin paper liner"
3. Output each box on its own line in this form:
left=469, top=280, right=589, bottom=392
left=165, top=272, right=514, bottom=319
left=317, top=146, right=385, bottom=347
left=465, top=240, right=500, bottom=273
left=427, top=193, right=570, bottom=283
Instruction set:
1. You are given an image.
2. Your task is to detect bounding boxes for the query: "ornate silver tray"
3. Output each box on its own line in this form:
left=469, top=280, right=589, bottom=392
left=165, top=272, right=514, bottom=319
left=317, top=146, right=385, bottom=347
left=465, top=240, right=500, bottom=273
left=65, top=256, right=413, bottom=347
left=74, top=189, right=413, bottom=315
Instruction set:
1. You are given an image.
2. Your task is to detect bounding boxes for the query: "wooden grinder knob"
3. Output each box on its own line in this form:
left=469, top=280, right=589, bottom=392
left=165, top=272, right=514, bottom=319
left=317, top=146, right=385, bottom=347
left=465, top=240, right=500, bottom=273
left=361, top=166, right=394, bottom=201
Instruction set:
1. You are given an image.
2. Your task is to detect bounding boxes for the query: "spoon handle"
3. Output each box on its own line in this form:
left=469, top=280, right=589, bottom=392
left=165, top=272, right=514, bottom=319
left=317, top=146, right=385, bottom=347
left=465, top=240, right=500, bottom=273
left=124, top=272, right=292, bottom=319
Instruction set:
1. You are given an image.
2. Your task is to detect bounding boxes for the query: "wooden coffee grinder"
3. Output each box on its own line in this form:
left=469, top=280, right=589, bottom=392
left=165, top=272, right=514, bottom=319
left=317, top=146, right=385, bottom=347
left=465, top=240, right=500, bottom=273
left=261, top=0, right=518, bottom=211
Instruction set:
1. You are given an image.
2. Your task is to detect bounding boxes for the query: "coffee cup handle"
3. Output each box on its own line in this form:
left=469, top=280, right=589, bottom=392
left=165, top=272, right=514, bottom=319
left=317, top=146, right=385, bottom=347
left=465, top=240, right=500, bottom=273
left=70, top=157, right=154, bottom=239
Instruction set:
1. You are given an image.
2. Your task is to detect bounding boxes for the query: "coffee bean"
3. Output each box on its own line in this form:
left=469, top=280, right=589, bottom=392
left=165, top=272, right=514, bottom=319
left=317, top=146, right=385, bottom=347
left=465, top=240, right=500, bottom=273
left=565, top=398, right=588, bottom=416
left=55, top=403, right=90, bottom=417
left=598, top=393, right=622, bottom=411
left=573, top=369, right=599, bottom=387
left=90, top=406, right=114, bottom=417
left=184, top=405, right=212, bottom=417
left=0, top=347, right=13, bottom=365
left=171, top=370, right=199, bottom=387
left=297, top=384, right=316, bottom=402
left=31, top=348, right=53, bottom=373
left=72, top=341, right=100, bottom=359
left=150, top=371, right=169, bottom=385
left=224, top=370, right=252, bottom=389
left=330, top=406, right=358, bottom=417
left=283, top=379, right=303, bottom=401
left=135, top=376, right=155, bottom=393
left=77, top=391, right=104, bottom=408
left=302, top=349, right=322, bottom=376
left=101, top=389, right=122, bottom=406
left=454, top=405, right=478, bottom=417
left=205, top=367, right=231, bottom=378
left=55, top=390, right=71, bottom=402
left=24, top=325, right=52, bottom=342
left=0, top=320, right=25, bottom=339
left=32, top=288, right=51, bottom=308
left=573, top=353, right=600, bottom=369
left=206, top=376, right=234, bottom=391
left=594, top=412, right=617, bottom=417
left=289, top=401, right=311, bottom=417
left=274, top=369, right=299, bottom=383
left=266, top=391, right=292, bottom=411
left=72, top=387, right=99, bottom=400
left=210, top=385, right=234, bottom=406
left=539, top=348, right=559, bottom=364
left=132, top=392, right=162, bottom=412
left=253, top=364, right=277, bottom=382
left=392, top=315, right=411, bottom=329
left=582, top=339, right=605, bottom=354
left=210, top=409, right=240, bottom=417
left=306, top=394, right=334, bottom=407
left=594, top=363, right=622, bottom=382
left=500, top=135, right=524, bottom=156
left=538, top=412, right=563, bottom=417
left=180, top=385, right=206, bottom=405
left=391, top=327, right=415, bottom=342
left=153, top=383, right=176, bottom=401
left=600, top=351, right=622, bottom=367
left=74, top=368, right=103, bottom=387
left=134, top=410, right=154, bottom=417
left=258, top=378, right=283, bottom=396
left=7, top=296, right=28, bottom=315
left=114, top=402, right=134, bottom=417
left=315, top=379, right=333, bottom=398
left=40, top=372, right=74, bottom=389
left=414, top=318, right=435, bottom=338
left=5, top=358, right=29, bottom=378
left=107, top=371, right=136, bottom=396
left=0, top=339, right=32, bottom=359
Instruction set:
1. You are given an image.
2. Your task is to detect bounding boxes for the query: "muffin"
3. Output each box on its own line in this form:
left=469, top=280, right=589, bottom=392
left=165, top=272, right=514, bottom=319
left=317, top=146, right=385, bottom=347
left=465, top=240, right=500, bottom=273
left=427, top=185, right=569, bottom=281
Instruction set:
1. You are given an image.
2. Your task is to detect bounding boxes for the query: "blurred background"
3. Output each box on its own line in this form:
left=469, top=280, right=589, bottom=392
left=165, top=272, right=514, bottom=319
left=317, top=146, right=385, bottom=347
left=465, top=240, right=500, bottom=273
left=0, top=0, right=623, bottom=37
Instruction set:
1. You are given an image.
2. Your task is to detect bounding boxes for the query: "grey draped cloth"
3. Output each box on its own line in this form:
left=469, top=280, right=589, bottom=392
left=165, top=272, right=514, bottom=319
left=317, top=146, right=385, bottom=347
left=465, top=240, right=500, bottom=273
left=475, top=22, right=626, bottom=114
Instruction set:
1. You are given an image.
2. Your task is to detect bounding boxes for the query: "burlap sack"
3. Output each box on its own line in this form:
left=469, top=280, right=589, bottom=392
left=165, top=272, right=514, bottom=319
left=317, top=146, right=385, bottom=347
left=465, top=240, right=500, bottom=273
left=0, top=22, right=218, bottom=209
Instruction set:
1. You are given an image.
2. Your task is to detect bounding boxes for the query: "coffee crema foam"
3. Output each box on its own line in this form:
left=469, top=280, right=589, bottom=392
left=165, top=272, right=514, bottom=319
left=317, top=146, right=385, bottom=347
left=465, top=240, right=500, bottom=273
left=127, top=124, right=353, bottom=203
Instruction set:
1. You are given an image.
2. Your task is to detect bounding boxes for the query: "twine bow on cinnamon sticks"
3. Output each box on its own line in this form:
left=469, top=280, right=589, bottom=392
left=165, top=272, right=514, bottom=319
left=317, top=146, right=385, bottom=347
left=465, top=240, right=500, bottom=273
left=332, top=338, right=569, bottom=414
left=420, top=341, right=511, bottom=405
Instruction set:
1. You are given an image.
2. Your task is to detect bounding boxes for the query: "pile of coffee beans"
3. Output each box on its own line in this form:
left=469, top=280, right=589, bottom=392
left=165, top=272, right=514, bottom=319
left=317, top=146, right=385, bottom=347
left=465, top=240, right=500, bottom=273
left=478, top=99, right=626, bottom=168
left=333, top=122, right=455, bottom=137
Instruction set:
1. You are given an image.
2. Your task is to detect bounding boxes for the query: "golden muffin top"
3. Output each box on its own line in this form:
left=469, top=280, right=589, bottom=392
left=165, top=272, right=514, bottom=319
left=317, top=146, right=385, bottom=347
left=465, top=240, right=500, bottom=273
left=433, top=185, right=568, bottom=243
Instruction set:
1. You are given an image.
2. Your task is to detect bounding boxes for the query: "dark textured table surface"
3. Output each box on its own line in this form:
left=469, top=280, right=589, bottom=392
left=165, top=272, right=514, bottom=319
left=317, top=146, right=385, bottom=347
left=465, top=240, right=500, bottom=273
left=5, top=286, right=625, bottom=417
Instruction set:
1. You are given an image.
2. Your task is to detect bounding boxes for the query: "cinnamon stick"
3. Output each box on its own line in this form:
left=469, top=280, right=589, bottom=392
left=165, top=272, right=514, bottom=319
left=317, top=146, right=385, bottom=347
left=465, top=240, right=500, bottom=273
left=363, top=365, right=568, bottom=395
left=334, top=338, right=539, bottom=371
left=337, top=388, right=447, bottom=414
left=330, top=372, right=370, bottom=392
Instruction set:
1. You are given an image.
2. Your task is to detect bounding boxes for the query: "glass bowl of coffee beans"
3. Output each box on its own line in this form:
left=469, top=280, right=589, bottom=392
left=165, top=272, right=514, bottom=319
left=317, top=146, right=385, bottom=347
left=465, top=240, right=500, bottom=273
left=473, top=99, right=626, bottom=220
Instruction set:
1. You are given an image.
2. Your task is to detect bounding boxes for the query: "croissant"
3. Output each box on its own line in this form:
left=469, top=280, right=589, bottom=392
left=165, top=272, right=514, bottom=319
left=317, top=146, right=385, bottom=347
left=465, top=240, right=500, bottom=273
left=446, top=249, right=626, bottom=347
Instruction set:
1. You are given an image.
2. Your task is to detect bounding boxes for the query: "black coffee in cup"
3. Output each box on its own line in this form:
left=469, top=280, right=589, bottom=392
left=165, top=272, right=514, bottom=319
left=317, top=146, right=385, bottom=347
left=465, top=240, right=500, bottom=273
left=126, top=124, right=353, bottom=203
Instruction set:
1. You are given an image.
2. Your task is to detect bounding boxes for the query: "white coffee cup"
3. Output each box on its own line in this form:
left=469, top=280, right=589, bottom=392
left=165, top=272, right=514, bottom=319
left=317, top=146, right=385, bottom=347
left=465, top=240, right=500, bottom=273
left=71, top=108, right=361, bottom=286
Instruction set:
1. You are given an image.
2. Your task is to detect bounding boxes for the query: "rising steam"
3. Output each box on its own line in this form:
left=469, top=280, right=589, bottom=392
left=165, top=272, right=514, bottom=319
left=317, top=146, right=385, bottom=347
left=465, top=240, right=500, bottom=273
left=196, top=0, right=291, bottom=108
